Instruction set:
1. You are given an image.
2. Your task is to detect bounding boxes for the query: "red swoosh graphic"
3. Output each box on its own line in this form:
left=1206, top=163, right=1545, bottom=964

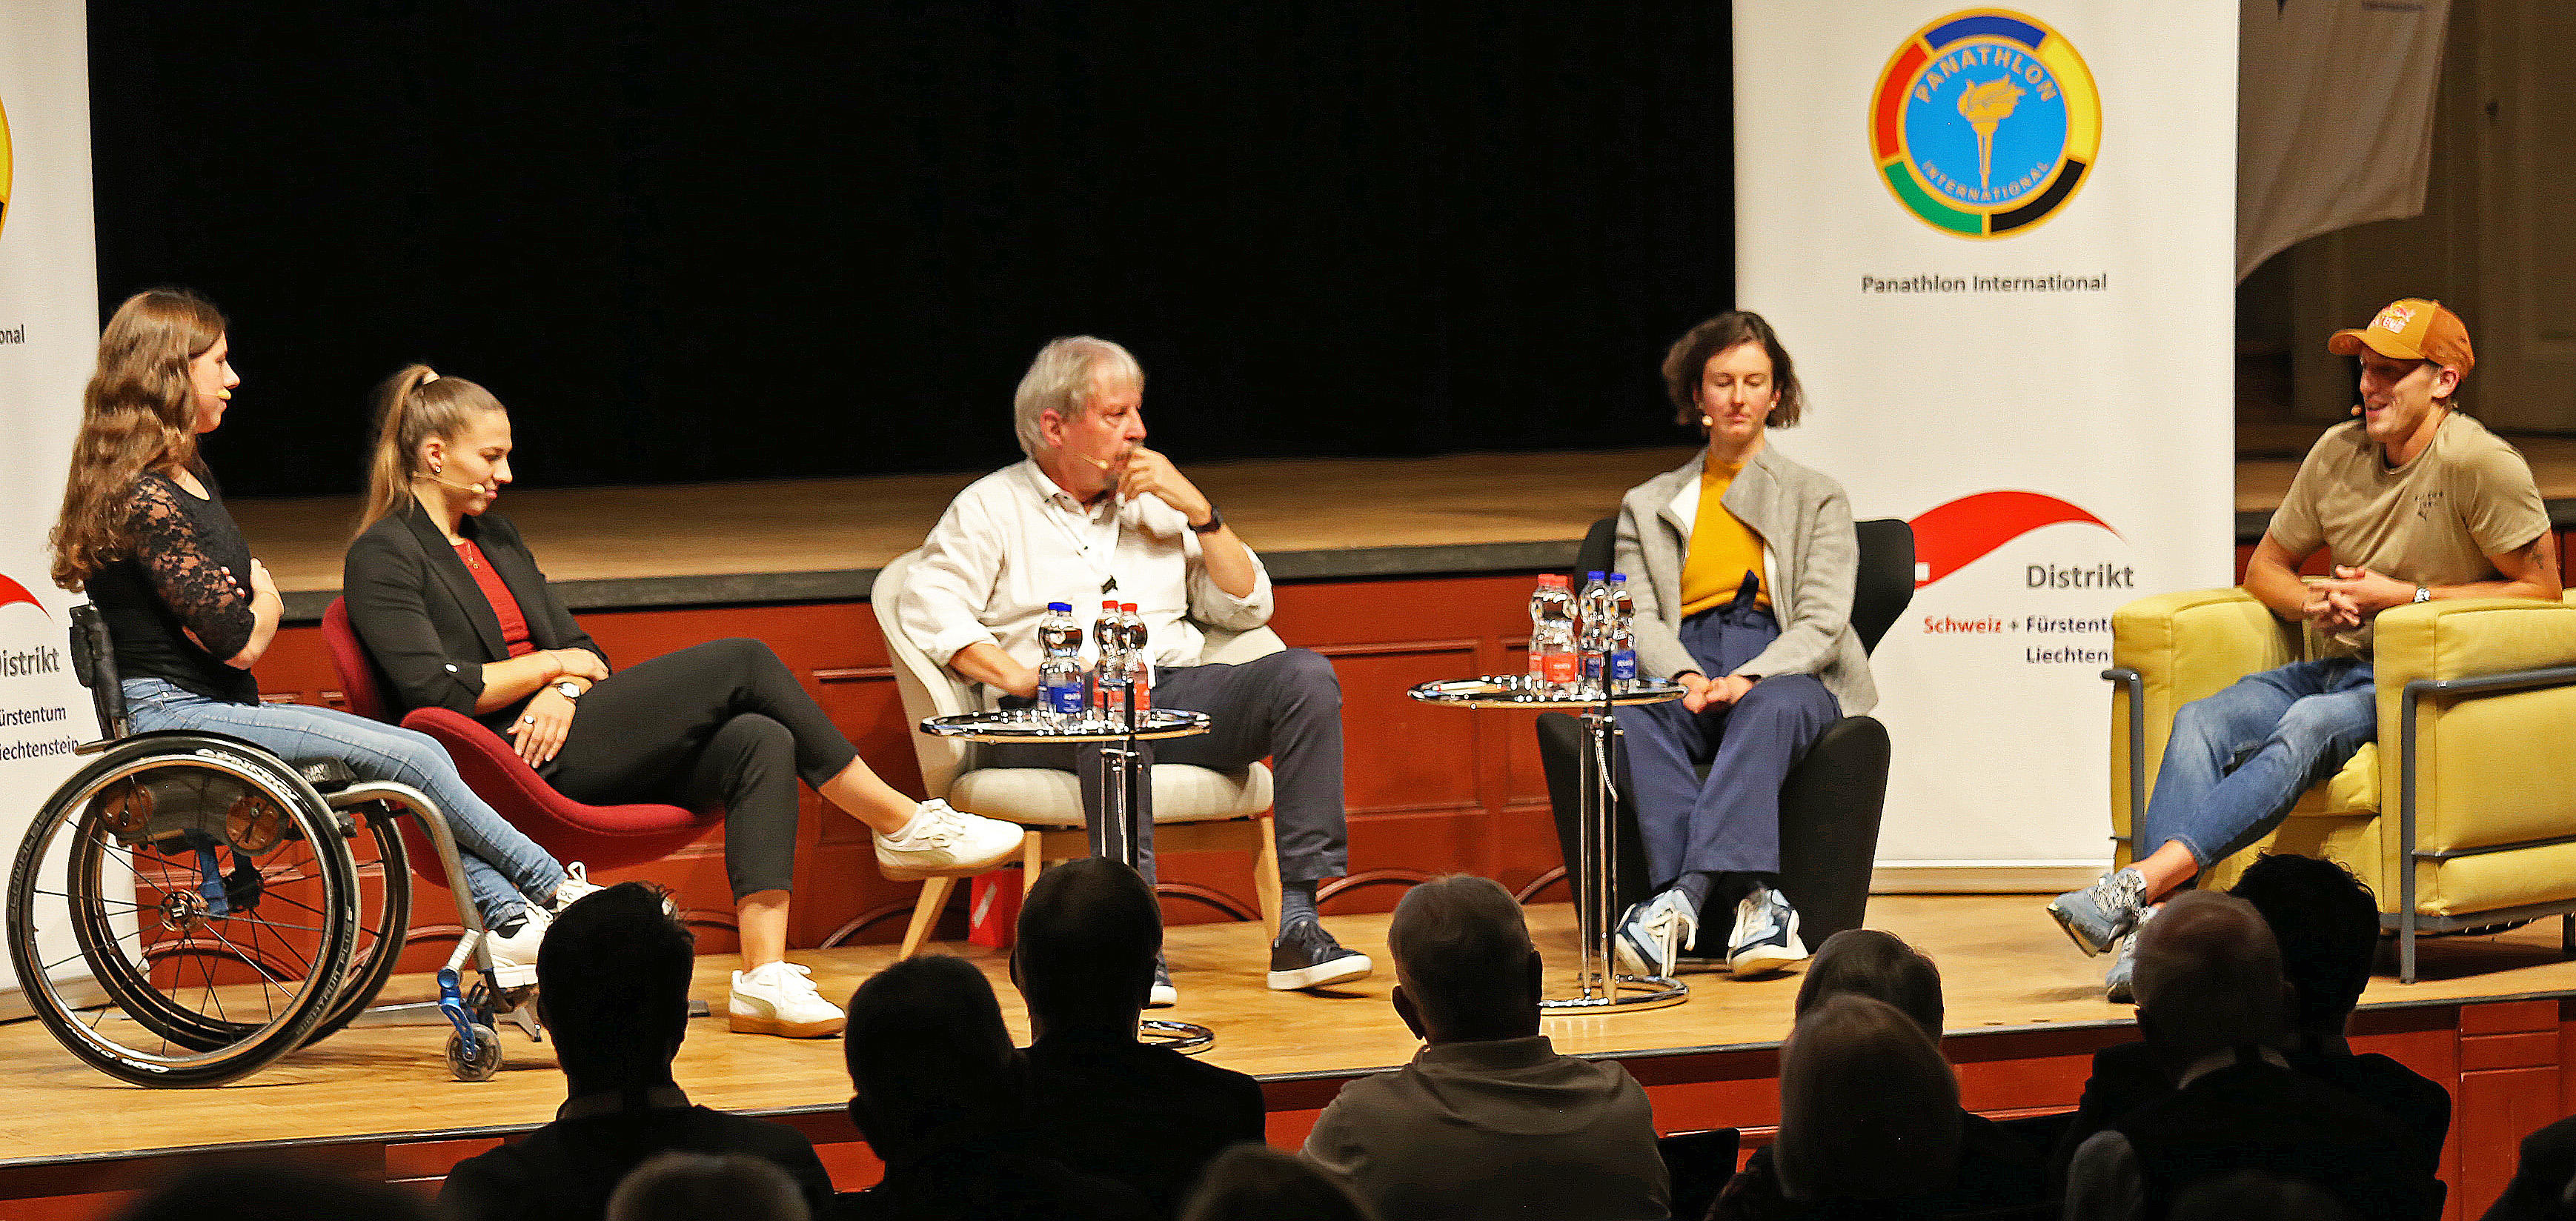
left=0, top=573, right=47, bottom=617
left=1908, top=491, right=2118, bottom=588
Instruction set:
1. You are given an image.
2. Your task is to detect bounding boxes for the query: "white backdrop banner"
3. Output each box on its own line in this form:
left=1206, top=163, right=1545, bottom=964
left=1733, top=5, right=2236, bottom=872
left=0, top=3, right=102, bottom=994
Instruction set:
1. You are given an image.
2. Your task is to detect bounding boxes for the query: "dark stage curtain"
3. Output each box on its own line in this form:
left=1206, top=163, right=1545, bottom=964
left=90, top=3, right=1733, bottom=497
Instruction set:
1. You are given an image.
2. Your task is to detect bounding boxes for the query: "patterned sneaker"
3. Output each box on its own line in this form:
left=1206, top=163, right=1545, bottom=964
left=2103, top=904, right=2157, bottom=1004
left=729, top=961, right=846, bottom=1038
left=1149, top=956, right=1178, bottom=1009
left=2048, top=867, right=2148, bottom=956
left=550, top=862, right=605, bottom=911
left=482, top=904, right=551, bottom=989
left=1267, top=919, right=1372, bottom=991
left=1613, top=888, right=1700, bottom=978
left=874, top=799, right=1023, bottom=881
left=1727, top=886, right=1809, bottom=977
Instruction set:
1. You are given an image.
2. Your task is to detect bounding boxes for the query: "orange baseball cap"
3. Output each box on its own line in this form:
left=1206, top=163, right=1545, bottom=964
left=2327, top=298, right=2474, bottom=378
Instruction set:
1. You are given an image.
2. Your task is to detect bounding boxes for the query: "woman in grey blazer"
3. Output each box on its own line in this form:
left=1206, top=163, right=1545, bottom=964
left=1610, top=312, right=1874, bottom=980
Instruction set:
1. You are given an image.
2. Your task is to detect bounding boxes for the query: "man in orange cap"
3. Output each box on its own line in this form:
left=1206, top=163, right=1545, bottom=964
left=2050, top=299, right=2558, bottom=999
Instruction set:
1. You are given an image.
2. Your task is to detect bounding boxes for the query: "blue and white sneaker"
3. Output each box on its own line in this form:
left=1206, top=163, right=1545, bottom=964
left=2048, top=867, right=2148, bottom=956
left=1727, top=885, right=1808, bottom=977
left=1614, top=888, right=1700, bottom=978
left=1149, top=955, right=1178, bottom=1008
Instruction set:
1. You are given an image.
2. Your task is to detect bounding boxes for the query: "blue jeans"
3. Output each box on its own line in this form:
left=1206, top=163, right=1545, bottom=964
left=1619, top=585, right=1842, bottom=886
left=2140, top=658, right=2377, bottom=869
left=121, top=678, right=565, bottom=925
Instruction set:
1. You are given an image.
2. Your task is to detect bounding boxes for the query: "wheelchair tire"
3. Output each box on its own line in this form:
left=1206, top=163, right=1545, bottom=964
left=302, top=802, right=411, bottom=1046
left=6, top=733, right=358, bottom=1086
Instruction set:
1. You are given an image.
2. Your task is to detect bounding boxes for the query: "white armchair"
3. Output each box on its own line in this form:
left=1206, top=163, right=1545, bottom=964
left=872, top=548, right=1284, bottom=957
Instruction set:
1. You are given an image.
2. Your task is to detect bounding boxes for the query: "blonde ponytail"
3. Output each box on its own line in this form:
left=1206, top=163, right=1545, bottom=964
left=356, top=364, right=508, bottom=536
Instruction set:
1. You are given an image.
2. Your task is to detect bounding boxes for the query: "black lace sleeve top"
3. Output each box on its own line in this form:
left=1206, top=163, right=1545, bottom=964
left=83, top=471, right=262, bottom=705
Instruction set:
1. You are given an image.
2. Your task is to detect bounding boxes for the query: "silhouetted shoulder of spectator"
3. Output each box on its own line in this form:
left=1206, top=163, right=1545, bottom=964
left=1026, top=1030, right=1267, bottom=1214
left=2480, top=1113, right=2576, bottom=1221
left=829, top=1121, right=1150, bottom=1221
left=2285, top=1039, right=2451, bottom=1180
left=2053, top=1039, right=2169, bottom=1181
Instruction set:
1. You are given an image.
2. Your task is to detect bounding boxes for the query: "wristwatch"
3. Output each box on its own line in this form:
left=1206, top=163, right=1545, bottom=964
left=1189, top=507, right=1225, bottom=535
left=554, top=680, right=585, bottom=701
left=2413, top=585, right=2431, bottom=604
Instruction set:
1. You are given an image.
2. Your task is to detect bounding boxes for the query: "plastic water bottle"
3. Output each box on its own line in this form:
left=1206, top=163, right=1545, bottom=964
left=1092, top=599, right=1132, bottom=722
left=1577, top=571, right=1613, bottom=693
left=1121, top=603, right=1152, bottom=714
left=1037, top=602, right=1087, bottom=726
left=1607, top=573, right=1639, bottom=693
left=1528, top=575, right=1578, bottom=696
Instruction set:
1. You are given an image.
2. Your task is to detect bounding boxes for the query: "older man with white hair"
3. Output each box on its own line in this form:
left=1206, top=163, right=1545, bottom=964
left=901, top=336, right=1368, bottom=1004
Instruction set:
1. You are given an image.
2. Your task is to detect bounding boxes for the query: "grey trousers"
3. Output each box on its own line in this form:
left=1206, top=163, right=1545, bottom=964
left=986, top=647, right=1350, bottom=885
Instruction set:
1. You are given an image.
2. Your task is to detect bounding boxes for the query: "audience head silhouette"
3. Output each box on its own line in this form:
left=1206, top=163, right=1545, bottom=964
left=2228, top=853, right=2380, bottom=1040
left=537, top=882, right=694, bottom=1094
left=1387, top=874, right=1544, bottom=1044
left=844, top=955, right=1026, bottom=1154
left=1795, top=928, right=1944, bottom=1040
left=1774, top=993, right=1962, bottom=1202
left=1179, top=1144, right=1383, bottom=1221
left=2133, top=890, right=2292, bottom=1064
left=107, top=1157, right=439, bottom=1221
left=2168, top=1168, right=2356, bottom=1221
left=1012, top=856, right=1161, bottom=1038
left=606, top=1151, right=811, bottom=1221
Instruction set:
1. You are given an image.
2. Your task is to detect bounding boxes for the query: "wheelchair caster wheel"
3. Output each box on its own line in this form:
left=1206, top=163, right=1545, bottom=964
left=448, top=1023, right=502, bottom=1082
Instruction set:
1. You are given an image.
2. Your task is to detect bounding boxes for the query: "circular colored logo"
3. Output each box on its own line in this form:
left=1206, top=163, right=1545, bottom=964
left=1869, top=10, right=2098, bottom=239
left=0, top=95, right=12, bottom=240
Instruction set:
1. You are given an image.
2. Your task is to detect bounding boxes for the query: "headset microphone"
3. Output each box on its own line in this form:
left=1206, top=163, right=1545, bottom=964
left=420, top=473, right=494, bottom=495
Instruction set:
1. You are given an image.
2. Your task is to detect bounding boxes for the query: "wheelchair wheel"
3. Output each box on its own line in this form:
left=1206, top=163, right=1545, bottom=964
left=302, top=799, right=411, bottom=1046
left=5, top=734, right=357, bottom=1086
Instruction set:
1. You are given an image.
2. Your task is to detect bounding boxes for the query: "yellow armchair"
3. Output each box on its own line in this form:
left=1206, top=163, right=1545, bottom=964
left=2108, top=589, right=2576, bottom=981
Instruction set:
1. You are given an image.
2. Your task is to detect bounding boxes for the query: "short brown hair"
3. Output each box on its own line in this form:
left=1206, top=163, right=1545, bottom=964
left=1661, top=310, right=1805, bottom=431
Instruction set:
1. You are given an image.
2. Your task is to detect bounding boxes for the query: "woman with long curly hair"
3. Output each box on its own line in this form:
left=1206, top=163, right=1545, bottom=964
left=52, top=289, right=596, bottom=986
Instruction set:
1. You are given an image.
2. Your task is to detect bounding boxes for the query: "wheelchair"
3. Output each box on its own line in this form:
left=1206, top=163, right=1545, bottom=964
left=4, top=605, right=538, bottom=1086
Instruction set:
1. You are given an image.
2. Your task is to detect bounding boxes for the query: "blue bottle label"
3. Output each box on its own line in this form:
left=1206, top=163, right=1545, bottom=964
left=1610, top=651, right=1638, bottom=682
left=1044, top=682, right=1086, bottom=715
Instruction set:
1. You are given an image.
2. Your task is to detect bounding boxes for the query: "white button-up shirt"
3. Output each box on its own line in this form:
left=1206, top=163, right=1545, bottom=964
left=901, top=459, right=1272, bottom=676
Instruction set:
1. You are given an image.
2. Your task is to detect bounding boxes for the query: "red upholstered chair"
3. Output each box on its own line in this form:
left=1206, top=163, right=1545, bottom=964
left=320, top=598, right=718, bottom=890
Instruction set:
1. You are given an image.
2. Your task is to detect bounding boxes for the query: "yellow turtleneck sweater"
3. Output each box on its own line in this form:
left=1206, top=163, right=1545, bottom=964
left=1679, top=459, right=1768, bottom=615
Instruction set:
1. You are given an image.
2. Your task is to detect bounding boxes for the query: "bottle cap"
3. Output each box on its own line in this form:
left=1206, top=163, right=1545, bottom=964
left=1047, top=602, right=1072, bottom=612
left=1587, top=571, right=1604, bottom=581
left=1541, top=574, right=1567, bottom=588
left=1122, top=603, right=1138, bottom=613
left=1609, top=572, right=1626, bottom=582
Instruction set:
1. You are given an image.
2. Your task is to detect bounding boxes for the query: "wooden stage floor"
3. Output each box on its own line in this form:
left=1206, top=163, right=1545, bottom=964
left=5, top=893, right=2570, bottom=1171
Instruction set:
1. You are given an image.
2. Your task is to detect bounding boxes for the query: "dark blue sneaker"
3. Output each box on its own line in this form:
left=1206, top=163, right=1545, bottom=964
left=1268, top=920, right=1372, bottom=991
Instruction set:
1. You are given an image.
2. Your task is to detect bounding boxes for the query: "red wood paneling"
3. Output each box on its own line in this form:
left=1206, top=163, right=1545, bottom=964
left=259, top=572, right=1558, bottom=949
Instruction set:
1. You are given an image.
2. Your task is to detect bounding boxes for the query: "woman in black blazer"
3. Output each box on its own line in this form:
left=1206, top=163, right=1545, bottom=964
left=342, top=365, right=1022, bottom=1038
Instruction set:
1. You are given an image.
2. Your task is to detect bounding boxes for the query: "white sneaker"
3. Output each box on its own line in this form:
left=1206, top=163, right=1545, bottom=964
left=874, top=799, right=1023, bottom=881
left=482, top=904, right=551, bottom=988
left=551, top=862, right=605, bottom=911
left=1727, top=885, right=1809, bottom=978
left=729, top=961, right=846, bottom=1038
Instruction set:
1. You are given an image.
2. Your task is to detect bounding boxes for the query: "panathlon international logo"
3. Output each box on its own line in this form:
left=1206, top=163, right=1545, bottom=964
left=1869, top=10, right=2099, bottom=239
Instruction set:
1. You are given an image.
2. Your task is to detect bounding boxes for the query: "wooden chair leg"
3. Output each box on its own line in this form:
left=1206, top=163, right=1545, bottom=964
left=1020, top=830, right=1043, bottom=902
left=898, top=875, right=956, bottom=959
left=1253, top=814, right=1284, bottom=942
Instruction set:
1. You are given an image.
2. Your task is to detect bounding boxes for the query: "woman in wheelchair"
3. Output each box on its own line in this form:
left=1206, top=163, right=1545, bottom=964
left=341, top=364, right=1022, bottom=1038
left=52, top=289, right=597, bottom=991
left=1607, top=311, right=1877, bottom=981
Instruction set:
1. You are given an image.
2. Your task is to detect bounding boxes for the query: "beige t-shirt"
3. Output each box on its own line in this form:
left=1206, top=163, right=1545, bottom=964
left=2268, top=412, right=2549, bottom=651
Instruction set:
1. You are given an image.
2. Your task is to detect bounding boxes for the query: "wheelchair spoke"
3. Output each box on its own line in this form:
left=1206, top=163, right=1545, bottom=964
left=31, top=888, right=146, bottom=914
left=194, top=922, right=295, bottom=991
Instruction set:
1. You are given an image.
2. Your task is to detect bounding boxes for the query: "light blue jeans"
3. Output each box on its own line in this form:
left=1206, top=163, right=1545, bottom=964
left=121, top=678, right=565, bottom=926
left=2140, top=658, right=2377, bottom=869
